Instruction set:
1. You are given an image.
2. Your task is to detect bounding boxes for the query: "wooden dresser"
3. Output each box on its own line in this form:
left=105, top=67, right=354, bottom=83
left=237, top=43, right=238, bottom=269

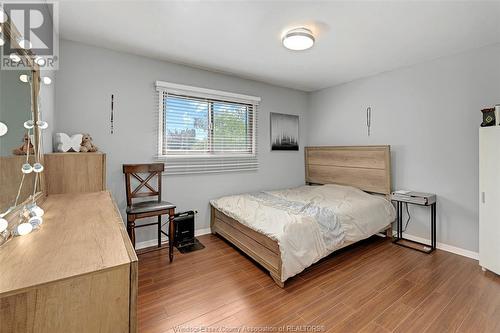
left=44, top=152, right=106, bottom=194
left=0, top=191, right=138, bottom=333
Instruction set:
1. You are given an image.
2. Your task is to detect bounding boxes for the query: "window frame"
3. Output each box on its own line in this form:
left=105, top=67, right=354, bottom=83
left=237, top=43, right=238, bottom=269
left=156, top=81, right=260, bottom=160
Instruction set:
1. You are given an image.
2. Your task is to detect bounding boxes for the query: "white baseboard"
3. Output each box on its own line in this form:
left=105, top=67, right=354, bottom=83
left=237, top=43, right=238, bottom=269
left=195, top=228, right=212, bottom=236
left=135, top=228, right=212, bottom=250
left=398, top=232, right=479, bottom=260
left=136, top=228, right=478, bottom=261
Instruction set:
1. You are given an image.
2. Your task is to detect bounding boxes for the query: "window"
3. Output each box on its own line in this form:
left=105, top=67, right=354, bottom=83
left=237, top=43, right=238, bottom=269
left=156, top=81, right=260, bottom=174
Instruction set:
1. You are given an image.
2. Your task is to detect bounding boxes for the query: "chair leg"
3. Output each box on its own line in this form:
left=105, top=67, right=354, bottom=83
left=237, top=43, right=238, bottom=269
left=169, top=208, right=175, bottom=263
left=157, top=215, right=162, bottom=248
left=127, top=215, right=136, bottom=249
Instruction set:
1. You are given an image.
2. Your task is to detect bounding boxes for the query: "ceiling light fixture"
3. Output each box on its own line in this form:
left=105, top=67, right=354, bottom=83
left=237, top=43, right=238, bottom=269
left=282, top=28, right=315, bottom=51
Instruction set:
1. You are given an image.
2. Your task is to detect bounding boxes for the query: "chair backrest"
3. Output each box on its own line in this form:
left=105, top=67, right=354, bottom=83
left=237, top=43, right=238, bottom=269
left=123, top=163, right=164, bottom=207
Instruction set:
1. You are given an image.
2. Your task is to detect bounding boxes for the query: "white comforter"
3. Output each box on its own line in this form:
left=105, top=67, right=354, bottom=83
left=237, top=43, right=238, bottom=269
left=210, top=184, right=396, bottom=282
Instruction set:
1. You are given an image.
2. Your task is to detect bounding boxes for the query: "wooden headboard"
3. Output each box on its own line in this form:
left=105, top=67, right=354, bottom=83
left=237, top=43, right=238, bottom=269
left=305, top=146, right=392, bottom=195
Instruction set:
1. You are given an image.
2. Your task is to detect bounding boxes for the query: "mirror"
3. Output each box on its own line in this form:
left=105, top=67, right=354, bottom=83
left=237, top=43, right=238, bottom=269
left=0, top=22, right=44, bottom=222
left=0, top=69, right=37, bottom=212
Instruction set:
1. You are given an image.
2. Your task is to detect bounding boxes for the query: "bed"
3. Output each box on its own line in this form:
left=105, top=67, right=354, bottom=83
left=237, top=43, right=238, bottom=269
left=210, top=146, right=395, bottom=287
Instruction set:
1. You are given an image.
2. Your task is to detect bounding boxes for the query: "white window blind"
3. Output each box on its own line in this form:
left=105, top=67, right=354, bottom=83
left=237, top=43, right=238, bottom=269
left=156, top=81, right=260, bottom=175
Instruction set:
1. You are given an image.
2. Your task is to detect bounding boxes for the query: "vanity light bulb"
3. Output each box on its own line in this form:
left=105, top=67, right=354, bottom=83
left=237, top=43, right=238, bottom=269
left=36, top=120, right=48, bottom=129
left=0, top=7, right=7, bottom=24
left=34, top=56, right=46, bottom=66
left=0, top=218, right=8, bottom=233
left=19, top=74, right=29, bottom=83
left=9, top=53, right=21, bottom=63
left=17, top=38, right=32, bottom=50
left=41, top=77, right=52, bottom=85
left=0, top=121, right=7, bottom=137
left=28, top=215, right=43, bottom=228
left=23, top=120, right=34, bottom=129
left=21, top=163, right=33, bottom=174
left=0, top=37, right=4, bottom=47
left=16, top=222, right=33, bottom=236
left=33, top=163, right=44, bottom=173
left=29, top=204, right=44, bottom=217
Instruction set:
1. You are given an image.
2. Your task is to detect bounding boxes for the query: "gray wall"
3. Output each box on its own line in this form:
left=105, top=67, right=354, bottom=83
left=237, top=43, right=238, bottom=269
left=55, top=39, right=498, bottom=252
left=307, top=44, right=500, bottom=252
left=55, top=40, right=308, bottom=244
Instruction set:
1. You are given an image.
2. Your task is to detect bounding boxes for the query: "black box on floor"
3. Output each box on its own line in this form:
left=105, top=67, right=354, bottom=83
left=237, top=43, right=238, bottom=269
left=173, top=211, right=205, bottom=253
left=174, top=211, right=195, bottom=246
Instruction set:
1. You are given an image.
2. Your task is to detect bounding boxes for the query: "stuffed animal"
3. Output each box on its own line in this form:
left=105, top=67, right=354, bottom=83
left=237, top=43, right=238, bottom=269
left=80, top=133, right=98, bottom=153
left=12, top=133, right=35, bottom=155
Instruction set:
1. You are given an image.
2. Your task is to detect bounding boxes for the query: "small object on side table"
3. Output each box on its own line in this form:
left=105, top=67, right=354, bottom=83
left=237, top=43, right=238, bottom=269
left=391, top=191, right=437, bottom=254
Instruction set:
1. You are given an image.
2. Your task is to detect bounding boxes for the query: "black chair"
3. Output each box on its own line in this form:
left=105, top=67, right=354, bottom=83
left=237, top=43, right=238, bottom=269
left=123, top=163, right=176, bottom=262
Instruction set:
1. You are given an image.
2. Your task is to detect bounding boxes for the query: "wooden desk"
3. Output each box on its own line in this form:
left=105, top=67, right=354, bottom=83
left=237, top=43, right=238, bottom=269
left=0, top=191, right=138, bottom=333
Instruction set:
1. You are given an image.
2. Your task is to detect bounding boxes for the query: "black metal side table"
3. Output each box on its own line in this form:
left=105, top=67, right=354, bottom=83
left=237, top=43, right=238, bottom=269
left=391, top=192, right=437, bottom=254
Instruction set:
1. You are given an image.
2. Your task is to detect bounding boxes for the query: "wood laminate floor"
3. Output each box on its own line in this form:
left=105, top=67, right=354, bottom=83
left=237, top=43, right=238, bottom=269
left=138, top=234, right=500, bottom=333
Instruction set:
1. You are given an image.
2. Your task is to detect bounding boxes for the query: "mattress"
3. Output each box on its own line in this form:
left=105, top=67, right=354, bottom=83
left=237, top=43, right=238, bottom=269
left=210, top=184, right=396, bottom=282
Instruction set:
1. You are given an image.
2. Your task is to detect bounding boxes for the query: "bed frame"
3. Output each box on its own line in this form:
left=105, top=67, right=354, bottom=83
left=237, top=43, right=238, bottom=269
left=210, top=145, right=392, bottom=287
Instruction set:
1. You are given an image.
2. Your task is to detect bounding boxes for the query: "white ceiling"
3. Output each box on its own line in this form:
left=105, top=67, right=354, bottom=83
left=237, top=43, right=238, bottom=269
left=59, top=1, right=500, bottom=92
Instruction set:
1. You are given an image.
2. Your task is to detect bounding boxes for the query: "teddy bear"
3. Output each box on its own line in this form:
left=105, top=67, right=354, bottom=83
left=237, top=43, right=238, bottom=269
left=12, top=133, right=35, bottom=155
left=80, top=133, right=98, bottom=153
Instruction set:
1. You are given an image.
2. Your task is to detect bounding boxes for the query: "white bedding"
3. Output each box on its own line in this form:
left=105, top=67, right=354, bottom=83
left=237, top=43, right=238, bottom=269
left=210, top=184, right=396, bottom=282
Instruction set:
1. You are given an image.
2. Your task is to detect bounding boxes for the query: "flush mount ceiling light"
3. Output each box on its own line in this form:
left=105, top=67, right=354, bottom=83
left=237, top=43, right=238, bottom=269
left=282, top=28, right=315, bottom=51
